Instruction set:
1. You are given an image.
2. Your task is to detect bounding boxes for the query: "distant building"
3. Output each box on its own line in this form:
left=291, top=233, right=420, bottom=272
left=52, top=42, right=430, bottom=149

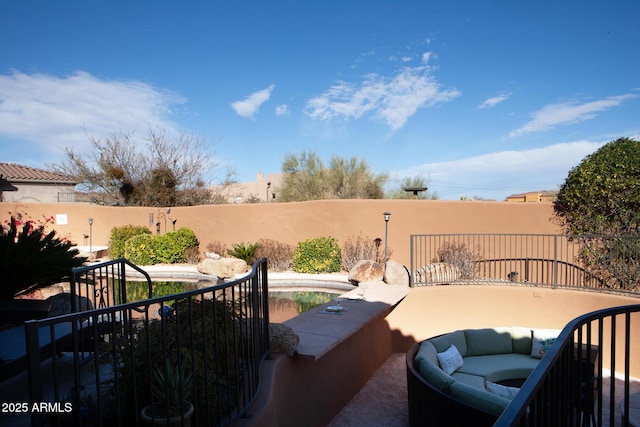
left=505, top=190, right=558, bottom=203
left=216, top=172, right=285, bottom=203
left=0, top=163, right=77, bottom=203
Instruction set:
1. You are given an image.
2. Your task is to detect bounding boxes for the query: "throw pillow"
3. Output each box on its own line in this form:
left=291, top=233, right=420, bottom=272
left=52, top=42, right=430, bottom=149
left=530, top=329, right=559, bottom=359
left=485, top=381, right=520, bottom=400
left=437, top=344, right=464, bottom=375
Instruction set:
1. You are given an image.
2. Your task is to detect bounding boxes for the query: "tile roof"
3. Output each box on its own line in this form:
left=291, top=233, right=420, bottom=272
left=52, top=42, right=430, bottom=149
left=0, top=163, right=76, bottom=184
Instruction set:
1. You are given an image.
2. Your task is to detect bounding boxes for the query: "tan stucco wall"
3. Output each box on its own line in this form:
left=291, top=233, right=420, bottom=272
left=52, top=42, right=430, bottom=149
left=386, top=285, right=640, bottom=377
left=0, top=200, right=560, bottom=267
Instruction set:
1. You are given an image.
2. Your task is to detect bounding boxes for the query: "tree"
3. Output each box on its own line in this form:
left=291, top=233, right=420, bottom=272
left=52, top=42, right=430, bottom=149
left=278, top=151, right=388, bottom=202
left=553, top=137, right=640, bottom=291
left=52, top=127, right=235, bottom=206
left=386, top=175, right=439, bottom=199
left=553, top=137, right=640, bottom=235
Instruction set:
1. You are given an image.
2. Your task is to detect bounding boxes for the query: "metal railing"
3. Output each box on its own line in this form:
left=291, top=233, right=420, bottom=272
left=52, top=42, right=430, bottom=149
left=410, top=234, right=640, bottom=292
left=495, top=304, right=640, bottom=427
left=70, top=258, right=153, bottom=312
left=24, top=258, right=270, bottom=427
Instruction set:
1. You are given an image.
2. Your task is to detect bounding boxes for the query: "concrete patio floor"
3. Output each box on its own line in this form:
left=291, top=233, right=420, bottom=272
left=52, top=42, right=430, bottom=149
left=327, top=353, right=408, bottom=427
left=327, top=353, right=640, bottom=427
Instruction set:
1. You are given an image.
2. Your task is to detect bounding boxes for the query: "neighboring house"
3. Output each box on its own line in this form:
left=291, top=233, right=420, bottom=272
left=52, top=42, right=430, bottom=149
left=216, top=172, right=285, bottom=203
left=506, top=190, right=558, bottom=203
left=0, top=163, right=77, bottom=203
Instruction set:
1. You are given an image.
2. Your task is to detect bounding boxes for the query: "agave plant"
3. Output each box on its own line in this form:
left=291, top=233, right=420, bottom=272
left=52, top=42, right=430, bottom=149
left=0, top=216, right=87, bottom=300
left=227, top=242, right=260, bottom=264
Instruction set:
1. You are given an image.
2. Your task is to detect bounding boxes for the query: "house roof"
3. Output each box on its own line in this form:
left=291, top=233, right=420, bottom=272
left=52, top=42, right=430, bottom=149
left=0, top=163, right=76, bottom=185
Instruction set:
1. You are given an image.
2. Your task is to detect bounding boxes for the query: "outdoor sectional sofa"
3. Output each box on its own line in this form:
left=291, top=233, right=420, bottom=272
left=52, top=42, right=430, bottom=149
left=406, top=326, right=560, bottom=427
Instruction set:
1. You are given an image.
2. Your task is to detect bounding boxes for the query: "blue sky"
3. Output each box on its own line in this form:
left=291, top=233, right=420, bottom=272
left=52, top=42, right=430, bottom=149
left=1, top=1, right=638, bottom=200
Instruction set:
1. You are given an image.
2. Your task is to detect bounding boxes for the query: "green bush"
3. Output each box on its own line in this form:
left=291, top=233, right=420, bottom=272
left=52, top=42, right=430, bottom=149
left=123, top=227, right=199, bottom=265
left=292, top=237, right=342, bottom=273
left=227, top=242, right=260, bottom=264
left=124, top=234, right=158, bottom=265
left=156, top=228, right=199, bottom=263
left=109, top=225, right=151, bottom=259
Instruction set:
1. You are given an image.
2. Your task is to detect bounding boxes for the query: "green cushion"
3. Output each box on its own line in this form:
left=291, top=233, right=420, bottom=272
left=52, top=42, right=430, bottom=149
left=415, top=340, right=438, bottom=366
left=457, top=354, right=539, bottom=383
left=465, top=328, right=513, bottom=356
left=428, top=330, right=468, bottom=357
left=451, top=372, right=485, bottom=390
left=418, top=359, right=456, bottom=392
left=449, top=381, right=510, bottom=416
left=510, top=326, right=533, bottom=355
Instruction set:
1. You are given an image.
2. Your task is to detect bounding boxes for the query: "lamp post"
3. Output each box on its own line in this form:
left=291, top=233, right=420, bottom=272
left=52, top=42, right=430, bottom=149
left=383, top=212, right=391, bottom=265
left=88, top=217, right=94, bottom=254
left=266, top=181, right=271, bottom=202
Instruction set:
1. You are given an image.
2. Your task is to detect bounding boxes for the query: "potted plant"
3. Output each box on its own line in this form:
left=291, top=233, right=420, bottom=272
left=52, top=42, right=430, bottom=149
left=141, top=359, right=194, bottom=427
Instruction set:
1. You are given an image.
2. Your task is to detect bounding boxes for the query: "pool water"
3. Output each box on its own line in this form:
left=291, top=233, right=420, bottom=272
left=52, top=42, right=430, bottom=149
left=124, top=281, right=340, bottom=322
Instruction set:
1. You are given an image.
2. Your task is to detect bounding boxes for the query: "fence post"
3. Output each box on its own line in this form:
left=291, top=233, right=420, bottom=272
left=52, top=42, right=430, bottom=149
left=409, top=235, right=414, bottom=287
left=25, top=321, right=44, bottom=427
left=553, top=235, right=559, bottom=288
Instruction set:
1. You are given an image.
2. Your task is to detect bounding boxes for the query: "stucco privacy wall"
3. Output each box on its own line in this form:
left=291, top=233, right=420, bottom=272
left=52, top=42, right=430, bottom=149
left=0, top=200, right=560, bottom=267
left=386, top=285, right=640, bottom=377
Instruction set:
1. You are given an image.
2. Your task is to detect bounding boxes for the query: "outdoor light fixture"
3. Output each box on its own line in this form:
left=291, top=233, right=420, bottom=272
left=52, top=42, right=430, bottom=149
left=383, top=212, right=391, bottom=265
left=266, top=181, right=271, bottom=202
left=88, top=217, right=94, bottom=254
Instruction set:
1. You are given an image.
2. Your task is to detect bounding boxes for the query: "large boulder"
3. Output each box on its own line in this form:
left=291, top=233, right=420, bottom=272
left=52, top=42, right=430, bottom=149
left=383, top=260, right=410, bottom=287
left=269, top=323, right=299, bottom=356
left=197, top=257, right=248, bottom=279
left=415, top=262, right=461, bottom=285
left=47, top=293, right=94, bottom=316
left=348, top=259, right=384, bottom=285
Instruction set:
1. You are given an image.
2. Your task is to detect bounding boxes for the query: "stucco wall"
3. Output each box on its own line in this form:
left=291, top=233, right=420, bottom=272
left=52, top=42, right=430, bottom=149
left=386, top=285, right=640, bottom=377
left=0, top=200, right=560, bottom=267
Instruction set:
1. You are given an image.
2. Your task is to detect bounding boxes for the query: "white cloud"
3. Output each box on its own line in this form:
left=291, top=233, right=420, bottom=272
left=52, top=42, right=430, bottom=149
left=304, top=63, right=459, bottom=130
left=275, top=104, right=290, bottom=116
left=509, top=94, right=638, bottom=137
left=393, top=140, right=606, bottom=200
left=0, top=70, right=184, bottom=156
left=231, top=85, right=275, bottom=119
left=477, top=92, right=511, bottom=109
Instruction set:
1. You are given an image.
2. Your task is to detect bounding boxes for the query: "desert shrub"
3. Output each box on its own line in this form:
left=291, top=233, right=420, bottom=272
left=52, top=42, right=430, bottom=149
left=123, top=228, right=199, bottom=265
left=206, top=240, right=228, bottom=256
left=227, top=242, right=260, bottom=264
left=124, top=233, right=159, bottom=265
left=0, top=216, right=87, bottom=299
left=255, top=238, right=294, bottom=271
left=156, top=228, right=199, bottom=263
left=432, top=241, right=480, bottom=279
left=182, top=246, right=200, bottom=264
left=109, top=225, right=151, bottom=259
left=341, top=233, right=392, bottom=271
left=106, top=298, right=239, bottom=424
left=292, top=237, right=342, bottom=273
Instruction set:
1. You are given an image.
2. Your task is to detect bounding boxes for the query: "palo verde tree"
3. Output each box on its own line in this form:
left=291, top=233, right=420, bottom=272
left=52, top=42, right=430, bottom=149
left=278, top=150, right=388, bottom=202
left=386, top=175, right=439, bottom=200
left=553, top=137, right=640, bottom=291
left=52, top=127, right=236, bottom=206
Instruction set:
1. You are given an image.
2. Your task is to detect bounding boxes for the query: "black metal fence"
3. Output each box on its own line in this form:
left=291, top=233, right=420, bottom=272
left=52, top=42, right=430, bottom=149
left=495, top=304, right=640, bottom=427
left=24, top=258, right=270, bottom=427
left=410, top=234, right=640, bottom=292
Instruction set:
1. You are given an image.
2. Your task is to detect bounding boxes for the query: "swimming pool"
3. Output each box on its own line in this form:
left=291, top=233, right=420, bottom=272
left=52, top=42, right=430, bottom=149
left=123, top=280, right=346, bottom=322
